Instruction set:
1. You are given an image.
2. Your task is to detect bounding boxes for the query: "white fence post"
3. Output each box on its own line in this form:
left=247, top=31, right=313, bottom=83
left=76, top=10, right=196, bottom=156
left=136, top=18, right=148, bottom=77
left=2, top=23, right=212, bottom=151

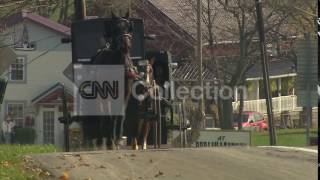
left=279, top=96, right=282, bottom=113
left=292, top=95, right=295, bottom=111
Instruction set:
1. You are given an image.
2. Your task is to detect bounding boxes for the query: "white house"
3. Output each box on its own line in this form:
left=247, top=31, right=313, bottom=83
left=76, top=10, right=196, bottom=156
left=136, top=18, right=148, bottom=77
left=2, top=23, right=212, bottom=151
left=0, top=12, right=73, bottom=147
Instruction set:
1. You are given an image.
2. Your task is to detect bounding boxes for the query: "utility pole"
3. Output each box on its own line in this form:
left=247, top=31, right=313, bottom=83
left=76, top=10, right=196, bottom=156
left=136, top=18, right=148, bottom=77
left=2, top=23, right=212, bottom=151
left=197, top=0, right=205, bottom=128
left=61, top=84, right=70, bottom=152
left=74, top=0, right=87, bottom=20
left=305, top=34, right=311, bottom=146
left=255, top=0, right=277, bottom=145
left=302, top=33, right=314, bottom=146
left=60, top=0, right=87, bottom=152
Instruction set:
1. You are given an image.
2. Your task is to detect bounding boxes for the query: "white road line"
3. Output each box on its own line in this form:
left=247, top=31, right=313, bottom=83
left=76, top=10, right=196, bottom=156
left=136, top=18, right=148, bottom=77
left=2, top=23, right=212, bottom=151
left=258, top=146, right=318, bottom=154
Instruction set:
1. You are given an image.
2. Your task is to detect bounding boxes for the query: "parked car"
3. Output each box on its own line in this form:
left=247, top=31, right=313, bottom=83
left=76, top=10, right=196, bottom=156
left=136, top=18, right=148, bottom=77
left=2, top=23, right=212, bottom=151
left=233, top=111, right=268, bottom=131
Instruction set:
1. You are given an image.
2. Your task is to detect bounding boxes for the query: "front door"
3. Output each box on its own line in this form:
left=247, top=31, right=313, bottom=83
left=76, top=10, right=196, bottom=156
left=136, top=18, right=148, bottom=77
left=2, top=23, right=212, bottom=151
left=43, top=111, right=55, bottom=144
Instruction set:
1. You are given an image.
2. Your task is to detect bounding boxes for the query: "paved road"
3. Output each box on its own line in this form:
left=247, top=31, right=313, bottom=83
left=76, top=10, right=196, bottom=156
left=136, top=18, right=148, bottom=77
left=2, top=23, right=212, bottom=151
left=29, top=147, right=317, bottom=180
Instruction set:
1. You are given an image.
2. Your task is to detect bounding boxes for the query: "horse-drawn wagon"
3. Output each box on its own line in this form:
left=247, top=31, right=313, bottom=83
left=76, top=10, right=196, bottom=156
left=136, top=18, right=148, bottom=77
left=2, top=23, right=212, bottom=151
left=62, top=13, right=173, bottom=150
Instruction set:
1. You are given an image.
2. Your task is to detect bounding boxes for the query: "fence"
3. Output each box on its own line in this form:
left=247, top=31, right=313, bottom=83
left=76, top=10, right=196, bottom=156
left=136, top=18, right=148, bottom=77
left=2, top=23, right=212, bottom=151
left=232, top=95, right=301, bottom=114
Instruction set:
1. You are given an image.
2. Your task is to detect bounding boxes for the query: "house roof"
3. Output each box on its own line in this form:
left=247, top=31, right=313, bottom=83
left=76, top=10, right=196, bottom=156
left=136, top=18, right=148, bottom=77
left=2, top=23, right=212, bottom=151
left=172, top=61, right=216, bottom=82
left=133, top=0, right=196, bottom=57
left=148, top=0, right=237, bottom=41
left=148, top=0, right=197, bottom=39
left=174, top=58, right=297, bottom=82
left=246, top=59, right=297, bottom=80
left=23, top=13, right=71, bottom=36
left=32, top=83, right=73, bottom=104
left=143, top=0, right=195, bottom=43
left=0, top=12, right=70, bottom=36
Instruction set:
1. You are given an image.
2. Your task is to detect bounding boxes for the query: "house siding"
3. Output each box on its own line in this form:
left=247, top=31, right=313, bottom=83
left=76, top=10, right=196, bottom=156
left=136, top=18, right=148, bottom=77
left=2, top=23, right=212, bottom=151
left=1, top=19, right=73, bottom=147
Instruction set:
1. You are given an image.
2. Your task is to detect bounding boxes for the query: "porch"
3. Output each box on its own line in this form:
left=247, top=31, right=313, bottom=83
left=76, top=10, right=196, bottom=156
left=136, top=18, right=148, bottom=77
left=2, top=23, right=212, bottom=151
left=31, top=83, right=73, bottom=147
left=232, top=95, right=318, bottom=128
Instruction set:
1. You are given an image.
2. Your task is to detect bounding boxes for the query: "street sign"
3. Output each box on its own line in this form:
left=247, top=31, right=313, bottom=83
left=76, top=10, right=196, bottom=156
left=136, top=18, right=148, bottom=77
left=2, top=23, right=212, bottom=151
left=296, top=38, right=318, bottom=107
left=63, top=63, right=74, bottom=82
left=73, top=64, right=125, bottom=116
left=192, top=130, right=251, bottom=147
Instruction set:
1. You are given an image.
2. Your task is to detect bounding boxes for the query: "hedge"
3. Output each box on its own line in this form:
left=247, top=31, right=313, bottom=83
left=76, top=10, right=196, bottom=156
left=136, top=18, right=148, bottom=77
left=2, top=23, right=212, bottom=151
left=14, top=128, right=36, bottom=144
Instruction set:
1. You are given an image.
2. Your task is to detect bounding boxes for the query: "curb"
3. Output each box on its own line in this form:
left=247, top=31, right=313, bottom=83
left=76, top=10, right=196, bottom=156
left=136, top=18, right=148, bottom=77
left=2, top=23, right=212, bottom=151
left=258, top=146, right=318, bottom=154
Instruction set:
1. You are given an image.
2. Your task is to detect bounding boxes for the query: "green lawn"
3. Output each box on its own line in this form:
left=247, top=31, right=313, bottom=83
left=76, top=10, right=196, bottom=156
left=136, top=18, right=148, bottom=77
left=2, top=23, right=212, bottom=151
left=0, top=145, right=58, bottom=180
left=252, top=128, right=318, bottom=147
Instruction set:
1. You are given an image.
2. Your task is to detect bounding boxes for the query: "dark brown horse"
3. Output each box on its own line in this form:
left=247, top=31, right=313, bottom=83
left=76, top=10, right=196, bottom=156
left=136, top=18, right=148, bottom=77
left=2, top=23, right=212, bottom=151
left=87, top=12, right=140, bottom=150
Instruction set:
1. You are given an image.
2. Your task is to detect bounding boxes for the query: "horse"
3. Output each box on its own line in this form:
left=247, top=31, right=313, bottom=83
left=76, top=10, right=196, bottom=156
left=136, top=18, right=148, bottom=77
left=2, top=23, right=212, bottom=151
left=131, top=55, right=172, bottom=150
left=81, top=12, right=170, bottom=150
left=82, top=11, right=139, bottom=150
left=123, top=57, right=156, bottom=150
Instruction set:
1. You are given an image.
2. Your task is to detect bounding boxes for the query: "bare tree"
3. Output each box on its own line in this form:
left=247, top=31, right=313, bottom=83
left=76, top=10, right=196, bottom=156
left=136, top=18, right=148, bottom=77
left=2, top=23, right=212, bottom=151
left=175, top=0, right=294, bottom=129
left=278, top=0, right=317, bottom=36
left=272, top=0, right=317, bottom=67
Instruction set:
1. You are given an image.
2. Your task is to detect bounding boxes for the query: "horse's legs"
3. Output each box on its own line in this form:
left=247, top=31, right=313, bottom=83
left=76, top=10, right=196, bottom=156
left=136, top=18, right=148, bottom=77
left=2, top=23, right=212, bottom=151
left=82, top=119, right=97, bottom=151
left=96, top=119, right=104, bottom=150
left=105, top=118, right=114, bottom=150
left=131, top=137, right=138, bottom=150
left=115, top=117, right=123, bottom=150
left=137, top=118, right=144, bottom=141
left=96, top=138, right=103, bottom=148
left=124, top=79, right=136, bottom=150
left=112, top=118, right=121, bottom=150
left=83, top=137, right=93, bottom=150
left=130, top=118, right=142, bottom=150
left=142, top=121, right=151, bottom=150
left=106, top=138, right=113, bottom=150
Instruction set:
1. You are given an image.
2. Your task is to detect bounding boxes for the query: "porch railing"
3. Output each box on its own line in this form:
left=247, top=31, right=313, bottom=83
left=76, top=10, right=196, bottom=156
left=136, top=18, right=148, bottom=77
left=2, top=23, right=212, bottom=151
left=232, top=95, right=302, bottom=113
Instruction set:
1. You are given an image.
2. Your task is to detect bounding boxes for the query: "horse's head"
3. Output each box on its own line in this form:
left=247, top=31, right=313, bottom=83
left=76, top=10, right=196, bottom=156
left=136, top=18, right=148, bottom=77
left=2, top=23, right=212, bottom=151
left=111, top=12, right=133, bottom=53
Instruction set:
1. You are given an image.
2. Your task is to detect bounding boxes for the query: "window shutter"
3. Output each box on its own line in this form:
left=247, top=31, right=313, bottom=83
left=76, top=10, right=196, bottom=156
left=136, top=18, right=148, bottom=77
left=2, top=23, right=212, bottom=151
left=0, top=79, right=7, bottom=104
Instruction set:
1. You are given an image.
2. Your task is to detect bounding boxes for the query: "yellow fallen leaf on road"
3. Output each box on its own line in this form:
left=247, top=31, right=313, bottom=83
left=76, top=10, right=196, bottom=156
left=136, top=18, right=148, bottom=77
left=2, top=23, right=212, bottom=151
left=59, top=172, right=69, bottom=180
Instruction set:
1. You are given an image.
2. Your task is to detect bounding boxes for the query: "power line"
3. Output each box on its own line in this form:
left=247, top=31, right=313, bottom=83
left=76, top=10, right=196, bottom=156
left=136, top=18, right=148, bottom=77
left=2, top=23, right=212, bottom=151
left=1, top=42, right=62, bottom=78
left=293, top=6, right=317, bottom=17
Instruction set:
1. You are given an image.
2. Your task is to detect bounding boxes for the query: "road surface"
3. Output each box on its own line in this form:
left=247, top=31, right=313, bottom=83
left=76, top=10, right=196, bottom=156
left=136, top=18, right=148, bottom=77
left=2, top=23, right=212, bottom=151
left=28, top=147, right=317, bottom=180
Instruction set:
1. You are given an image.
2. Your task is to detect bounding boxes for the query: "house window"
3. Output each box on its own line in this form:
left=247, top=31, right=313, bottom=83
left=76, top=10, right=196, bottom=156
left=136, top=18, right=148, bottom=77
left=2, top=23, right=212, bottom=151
left=7, top=103, right=24, bottom=128
left=10, top=57, right=25, bottom=81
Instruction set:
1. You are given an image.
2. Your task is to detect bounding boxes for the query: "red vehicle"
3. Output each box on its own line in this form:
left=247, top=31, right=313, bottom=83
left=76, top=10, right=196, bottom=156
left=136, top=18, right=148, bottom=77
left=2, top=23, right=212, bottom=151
left=233, top=111, right=268, bottom=131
